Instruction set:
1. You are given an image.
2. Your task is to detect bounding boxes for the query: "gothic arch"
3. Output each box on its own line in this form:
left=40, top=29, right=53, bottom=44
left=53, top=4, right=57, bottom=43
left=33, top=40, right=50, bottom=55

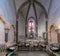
left=0, top=16, right=6, bottom=28
left=16, top=0, right=48, bottom=42
left=49, top=24, right=56, bottom=31
left=0, top=16, right=7, bottom=44
left=17, top=0, right=48, bottom=19
left=8, top=24, right=16, bottom=42
left=11, top=25, right=16, bottom=42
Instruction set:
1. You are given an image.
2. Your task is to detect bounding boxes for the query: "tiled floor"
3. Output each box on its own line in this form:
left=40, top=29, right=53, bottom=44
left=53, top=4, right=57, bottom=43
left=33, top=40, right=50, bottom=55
left=13, top=51, right=48, bottom=56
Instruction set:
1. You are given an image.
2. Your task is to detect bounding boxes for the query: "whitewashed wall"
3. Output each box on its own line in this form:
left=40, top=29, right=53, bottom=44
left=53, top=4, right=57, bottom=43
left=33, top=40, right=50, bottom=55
left=0, top=21, right=5, bottom=44
left=8, top=26, right=14, bottom=43
left=38, top=0, right=60, bottom=38
left=37, top=0, right=50, bottom=12
left=0, top=0, right=16, bottom=44
left=18, top=17, right=25, bottom=41
left=48, top=0, right=60, bottom=27
left=38, top=14, right=46, bottom=37
left=0, top=0, right=16, bottom=25
left=47, top=0, right=60, bottom=44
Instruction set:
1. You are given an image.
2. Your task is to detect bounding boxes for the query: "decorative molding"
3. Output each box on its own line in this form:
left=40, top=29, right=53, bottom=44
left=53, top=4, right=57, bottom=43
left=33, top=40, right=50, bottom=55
left=0, top=16, right=6, bottom=25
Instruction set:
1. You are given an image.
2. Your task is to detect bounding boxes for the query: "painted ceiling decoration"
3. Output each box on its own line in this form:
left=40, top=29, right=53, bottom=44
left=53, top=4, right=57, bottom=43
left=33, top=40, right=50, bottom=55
left=15, top=0, right=51, bottom=19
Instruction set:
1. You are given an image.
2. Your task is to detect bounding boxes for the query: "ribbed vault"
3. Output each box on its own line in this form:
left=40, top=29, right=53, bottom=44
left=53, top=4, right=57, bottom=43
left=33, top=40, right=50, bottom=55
left=17, top=0, right=48, bottom=19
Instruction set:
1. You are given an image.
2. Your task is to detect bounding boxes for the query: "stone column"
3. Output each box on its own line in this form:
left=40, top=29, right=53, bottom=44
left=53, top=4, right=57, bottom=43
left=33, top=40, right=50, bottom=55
left=25, top=18, right=28, bottom=39
left=16, top=19, right=18, bottom=43
left=25, top=24, right=27, bottom=38
left=5, top=28, right=9, bottom=42
left=14, top=30, right=16, bottom=42
left=46, top=18, right=48, bottom=44
left=57, top=29, right=60, bottom=43
left=36, top=24, right=38, bottom=37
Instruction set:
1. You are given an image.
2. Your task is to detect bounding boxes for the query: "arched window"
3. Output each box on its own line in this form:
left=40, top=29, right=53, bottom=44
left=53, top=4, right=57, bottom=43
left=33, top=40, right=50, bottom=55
left=28, top=17, right=36, bottom=38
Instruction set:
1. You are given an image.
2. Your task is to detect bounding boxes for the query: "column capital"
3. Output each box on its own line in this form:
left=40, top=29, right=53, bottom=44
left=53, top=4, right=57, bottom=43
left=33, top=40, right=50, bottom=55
left=4, top=28, right=10, bottom=33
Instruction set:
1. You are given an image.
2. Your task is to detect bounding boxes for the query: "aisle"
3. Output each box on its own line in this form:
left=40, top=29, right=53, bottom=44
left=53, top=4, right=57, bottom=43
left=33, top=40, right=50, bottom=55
left=15, top=51, right=48, bottom=56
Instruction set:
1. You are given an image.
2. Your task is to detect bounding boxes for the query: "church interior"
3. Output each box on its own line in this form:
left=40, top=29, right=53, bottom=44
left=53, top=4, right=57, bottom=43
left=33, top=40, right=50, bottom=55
left=0, top=0, right=60, bottom=56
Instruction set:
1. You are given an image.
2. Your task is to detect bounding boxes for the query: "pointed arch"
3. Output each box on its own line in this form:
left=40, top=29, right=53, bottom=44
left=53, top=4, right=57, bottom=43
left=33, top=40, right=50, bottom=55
left=0, top=16, right=6, bottom=28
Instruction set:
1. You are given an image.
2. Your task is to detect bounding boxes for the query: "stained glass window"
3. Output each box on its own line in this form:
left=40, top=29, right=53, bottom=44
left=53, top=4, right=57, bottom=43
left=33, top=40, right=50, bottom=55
left=28, top=18, right=35, bottom=33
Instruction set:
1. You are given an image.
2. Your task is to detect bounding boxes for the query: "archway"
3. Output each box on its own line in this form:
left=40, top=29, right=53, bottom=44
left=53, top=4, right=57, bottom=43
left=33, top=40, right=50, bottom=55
left=48, top=24, right=58, bottom=44
left=8, top=25, right=15, bottom=43
left=18, top=16, right=25, bottom=42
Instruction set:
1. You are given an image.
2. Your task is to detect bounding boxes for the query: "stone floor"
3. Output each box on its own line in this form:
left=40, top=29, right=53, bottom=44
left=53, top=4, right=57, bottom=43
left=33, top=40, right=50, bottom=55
left=0, top=52, right=6, bottom=56
left=11, top=51, right=48, bottom=56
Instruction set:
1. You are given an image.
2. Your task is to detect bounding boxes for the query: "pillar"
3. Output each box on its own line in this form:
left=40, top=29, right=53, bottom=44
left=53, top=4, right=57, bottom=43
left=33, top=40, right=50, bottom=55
left=57, top=29, right=60, bottom=43
left=14, top=30, right=16, bottom=42
left=16, top=19, right=18, bottom=43
left=46, top=18, right=48, bottom=44
left=25, top=24, right=27, bottom=38
left=25, top=18, right=28, bottom=39
left=36, top=18, right=38, bottom=38
left=36, top=24, right=38, bottom=37
left=5, top=28, right=9, bottom=42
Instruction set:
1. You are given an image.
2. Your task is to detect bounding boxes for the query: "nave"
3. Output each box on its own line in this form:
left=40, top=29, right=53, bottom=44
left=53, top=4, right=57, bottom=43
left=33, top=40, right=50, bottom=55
left=0, top=0, right=60, bottom=56
left=11, top=51, right=48, bottom=56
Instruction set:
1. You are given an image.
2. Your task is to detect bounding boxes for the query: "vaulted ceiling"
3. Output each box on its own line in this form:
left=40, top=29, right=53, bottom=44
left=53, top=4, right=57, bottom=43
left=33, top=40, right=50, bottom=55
left=15, top=0, right=51, bottom=19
